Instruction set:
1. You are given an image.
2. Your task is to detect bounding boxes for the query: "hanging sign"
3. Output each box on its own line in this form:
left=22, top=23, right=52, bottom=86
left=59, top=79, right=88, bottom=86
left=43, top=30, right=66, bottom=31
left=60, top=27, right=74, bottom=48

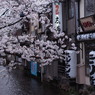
left=89, top=51, right=95, bottom=85
left=53, top=1, right=63, bottom=32
left=79, top=15, right=95, bottom=32
left=65, top=50, right=77, bottom=78
left=77, top=32, right=95, bottom=41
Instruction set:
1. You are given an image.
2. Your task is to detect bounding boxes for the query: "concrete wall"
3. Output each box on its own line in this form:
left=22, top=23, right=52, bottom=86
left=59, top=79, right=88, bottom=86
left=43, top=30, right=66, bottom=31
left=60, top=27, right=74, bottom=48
left=80, top=0, right=84, bottom=18
left=44, top=61, right=58, bottom=80
left=76, top=64, right=90, bottom=85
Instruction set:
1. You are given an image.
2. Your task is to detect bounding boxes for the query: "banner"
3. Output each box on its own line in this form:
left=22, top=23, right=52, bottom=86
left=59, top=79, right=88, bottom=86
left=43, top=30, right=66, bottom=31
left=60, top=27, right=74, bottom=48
left=53, top=2, right=63, bottom=32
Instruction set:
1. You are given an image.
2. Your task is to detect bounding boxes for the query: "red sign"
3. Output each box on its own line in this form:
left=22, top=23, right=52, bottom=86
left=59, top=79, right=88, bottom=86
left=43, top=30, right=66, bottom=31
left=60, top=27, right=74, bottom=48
left=55, top=4, right=59, bottom=15
left=80, top=15, right=95, bottom=32
left=82, top=21, right=94, bottom=28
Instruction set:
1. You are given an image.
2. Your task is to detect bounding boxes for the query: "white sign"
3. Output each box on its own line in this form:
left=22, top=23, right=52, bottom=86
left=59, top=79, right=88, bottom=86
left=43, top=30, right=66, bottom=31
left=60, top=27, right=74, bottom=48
left=89, top=51, right=95, bottom=85
left=65, top=50, right=77, bottom=78
left=53, top=2, right=63, bottom=32
left=77, top=33, right=95, bottom=41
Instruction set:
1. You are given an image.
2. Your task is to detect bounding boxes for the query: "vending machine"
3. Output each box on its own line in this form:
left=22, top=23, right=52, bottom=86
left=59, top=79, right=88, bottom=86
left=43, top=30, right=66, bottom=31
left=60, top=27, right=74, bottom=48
left=30, top=61, right=41, bottom=78
left=30, top=61, right=38, bottom=76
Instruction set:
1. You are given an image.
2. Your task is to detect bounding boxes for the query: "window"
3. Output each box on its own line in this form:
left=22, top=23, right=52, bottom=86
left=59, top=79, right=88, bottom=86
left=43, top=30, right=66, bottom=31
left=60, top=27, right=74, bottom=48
left=85, top=0, right=94, bottom=16
left=68, top=0, right=74, bottom=19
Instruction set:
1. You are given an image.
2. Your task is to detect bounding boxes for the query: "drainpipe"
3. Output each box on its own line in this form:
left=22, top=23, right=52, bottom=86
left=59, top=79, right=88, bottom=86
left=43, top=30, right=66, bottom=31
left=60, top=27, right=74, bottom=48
left=75, top=0, right=80, bottom=43
left=77, top=0, right=81, bottom=63
left=78, top=0, right=80, bottom=28
left=66, top=0, right=68, bottom=35
left=75, top=0, right=80, bottom=52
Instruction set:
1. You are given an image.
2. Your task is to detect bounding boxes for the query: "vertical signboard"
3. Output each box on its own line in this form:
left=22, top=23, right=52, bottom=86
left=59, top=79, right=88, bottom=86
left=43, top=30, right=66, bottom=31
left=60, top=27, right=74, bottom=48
left=53, top=1, right=63, bottom=32
left=89, top=51, right=95, bottom=85
left=30, top=61, right=37, bottom=76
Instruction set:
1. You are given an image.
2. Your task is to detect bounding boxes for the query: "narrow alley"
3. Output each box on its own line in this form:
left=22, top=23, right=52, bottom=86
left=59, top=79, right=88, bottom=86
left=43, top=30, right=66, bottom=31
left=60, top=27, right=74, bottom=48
left=0, top=66, right=63, bottom=95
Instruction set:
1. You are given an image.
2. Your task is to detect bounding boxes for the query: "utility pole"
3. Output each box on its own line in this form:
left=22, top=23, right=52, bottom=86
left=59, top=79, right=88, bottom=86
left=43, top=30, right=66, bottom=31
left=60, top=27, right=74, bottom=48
left=40, top=14, right=47, bottom=82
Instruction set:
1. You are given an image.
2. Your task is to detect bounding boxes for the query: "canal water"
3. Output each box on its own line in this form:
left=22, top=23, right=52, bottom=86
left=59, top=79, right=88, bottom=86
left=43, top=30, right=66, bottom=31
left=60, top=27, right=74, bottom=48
left=0, top=66, right=64, bottom=95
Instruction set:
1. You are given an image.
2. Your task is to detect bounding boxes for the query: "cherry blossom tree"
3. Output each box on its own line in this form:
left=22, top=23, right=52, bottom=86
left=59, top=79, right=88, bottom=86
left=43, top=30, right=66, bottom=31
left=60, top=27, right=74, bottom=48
left=0, top=0, right=77, bottom=70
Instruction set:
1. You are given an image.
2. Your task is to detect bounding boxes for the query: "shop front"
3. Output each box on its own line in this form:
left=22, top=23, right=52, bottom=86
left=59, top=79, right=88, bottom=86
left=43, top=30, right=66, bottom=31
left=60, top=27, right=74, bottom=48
left=77, top=14, right=95, bottom=85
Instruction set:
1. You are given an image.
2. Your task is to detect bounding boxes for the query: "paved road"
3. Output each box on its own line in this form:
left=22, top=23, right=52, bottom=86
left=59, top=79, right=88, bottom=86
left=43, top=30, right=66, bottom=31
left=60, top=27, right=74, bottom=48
left=0, top=66, right=63, bottom=95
